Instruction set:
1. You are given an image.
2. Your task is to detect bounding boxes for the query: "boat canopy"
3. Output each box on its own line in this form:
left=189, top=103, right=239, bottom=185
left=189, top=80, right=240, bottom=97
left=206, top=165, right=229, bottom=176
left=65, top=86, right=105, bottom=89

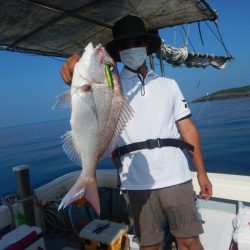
left=0, top=0, right=217, bottom=58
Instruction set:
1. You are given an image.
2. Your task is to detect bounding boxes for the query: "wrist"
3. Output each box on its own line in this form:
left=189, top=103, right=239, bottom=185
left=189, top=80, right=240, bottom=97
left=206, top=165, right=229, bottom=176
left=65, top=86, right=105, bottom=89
left=197, top=172, right=207, bottom=177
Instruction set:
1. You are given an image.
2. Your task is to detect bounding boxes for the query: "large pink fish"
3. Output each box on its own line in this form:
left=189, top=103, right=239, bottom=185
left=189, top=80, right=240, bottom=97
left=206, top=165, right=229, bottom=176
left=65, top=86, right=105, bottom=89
left=53, top=43, right=133, bottom=214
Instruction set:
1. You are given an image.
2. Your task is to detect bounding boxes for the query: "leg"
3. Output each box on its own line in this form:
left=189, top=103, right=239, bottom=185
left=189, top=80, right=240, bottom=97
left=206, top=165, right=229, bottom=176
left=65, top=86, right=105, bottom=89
left=176, top=236, right=204, bottom=250
left=122, top=190, right=165, bottom=247
left=159, top=181, right=204, bottom=250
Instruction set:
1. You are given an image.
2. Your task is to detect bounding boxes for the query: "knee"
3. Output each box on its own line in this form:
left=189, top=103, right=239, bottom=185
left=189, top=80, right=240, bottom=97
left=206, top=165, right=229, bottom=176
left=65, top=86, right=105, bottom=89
left=176, top=236, right=203, bottom=250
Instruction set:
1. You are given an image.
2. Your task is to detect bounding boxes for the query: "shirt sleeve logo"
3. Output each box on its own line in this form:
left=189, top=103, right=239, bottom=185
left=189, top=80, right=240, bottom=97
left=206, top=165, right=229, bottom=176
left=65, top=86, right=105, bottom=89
left=182, top=100, right=188, bottom=108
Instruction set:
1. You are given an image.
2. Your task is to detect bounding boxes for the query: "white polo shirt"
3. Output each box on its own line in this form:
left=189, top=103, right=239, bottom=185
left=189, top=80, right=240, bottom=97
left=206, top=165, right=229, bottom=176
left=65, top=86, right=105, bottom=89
left=118, top=67, right=192, bottom=190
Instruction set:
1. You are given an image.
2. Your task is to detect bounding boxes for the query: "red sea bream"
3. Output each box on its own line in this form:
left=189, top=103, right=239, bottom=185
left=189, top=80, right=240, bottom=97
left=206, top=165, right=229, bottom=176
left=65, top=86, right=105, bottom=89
left=53, top=43, right=133, bottom=214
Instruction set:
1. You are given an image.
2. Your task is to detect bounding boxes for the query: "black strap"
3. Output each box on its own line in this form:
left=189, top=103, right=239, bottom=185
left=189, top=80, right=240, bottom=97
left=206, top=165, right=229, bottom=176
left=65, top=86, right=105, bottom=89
left=112, top=138, right=194, bottom=159
left=125, top=66, right=145, bottom=96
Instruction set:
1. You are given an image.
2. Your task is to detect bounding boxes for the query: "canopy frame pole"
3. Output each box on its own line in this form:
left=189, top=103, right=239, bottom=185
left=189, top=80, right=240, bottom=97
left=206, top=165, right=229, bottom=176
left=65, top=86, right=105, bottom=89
left=149, top=55, right=155, bottom=71
left=159, top=50, right=165, bottom=77
left=21, top=0, right=112, bottom=28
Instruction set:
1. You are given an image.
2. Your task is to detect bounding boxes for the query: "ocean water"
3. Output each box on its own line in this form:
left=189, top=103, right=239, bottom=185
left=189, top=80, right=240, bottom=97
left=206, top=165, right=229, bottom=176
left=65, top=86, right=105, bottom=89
left=0, top=97, right=250, bottom=196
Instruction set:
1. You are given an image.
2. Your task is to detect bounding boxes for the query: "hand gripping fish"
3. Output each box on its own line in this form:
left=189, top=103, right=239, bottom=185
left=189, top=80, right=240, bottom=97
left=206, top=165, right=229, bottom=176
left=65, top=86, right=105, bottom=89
left=53, top=43, right=133, bottom=215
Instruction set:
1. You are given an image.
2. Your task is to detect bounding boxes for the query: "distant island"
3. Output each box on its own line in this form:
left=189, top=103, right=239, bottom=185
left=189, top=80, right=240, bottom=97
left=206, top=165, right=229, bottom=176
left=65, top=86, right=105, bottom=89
left=192, top=85, right=250, bottom=103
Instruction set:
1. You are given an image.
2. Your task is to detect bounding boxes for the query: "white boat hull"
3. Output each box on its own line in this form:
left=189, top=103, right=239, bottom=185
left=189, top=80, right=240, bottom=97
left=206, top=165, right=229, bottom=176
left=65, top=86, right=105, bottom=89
left=1, top=170, right=250, bottom=250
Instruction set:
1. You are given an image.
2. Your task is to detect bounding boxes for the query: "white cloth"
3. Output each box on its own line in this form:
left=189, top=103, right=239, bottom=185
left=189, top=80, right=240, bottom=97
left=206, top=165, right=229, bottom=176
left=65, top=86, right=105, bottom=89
left=232, top=208, right=250, bottom=244
left=118, top=67, right=192, bottom=190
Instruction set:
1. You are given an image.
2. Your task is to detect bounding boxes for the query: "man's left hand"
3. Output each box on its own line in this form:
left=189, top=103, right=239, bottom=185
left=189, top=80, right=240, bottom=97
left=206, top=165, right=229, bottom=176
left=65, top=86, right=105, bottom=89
left=197, top=173, right=213, bottom=200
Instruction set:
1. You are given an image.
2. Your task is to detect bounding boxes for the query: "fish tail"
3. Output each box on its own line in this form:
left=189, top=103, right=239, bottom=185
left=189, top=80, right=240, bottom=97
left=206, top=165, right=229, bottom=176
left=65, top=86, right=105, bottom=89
left=58, top=175, right=100, bottom=215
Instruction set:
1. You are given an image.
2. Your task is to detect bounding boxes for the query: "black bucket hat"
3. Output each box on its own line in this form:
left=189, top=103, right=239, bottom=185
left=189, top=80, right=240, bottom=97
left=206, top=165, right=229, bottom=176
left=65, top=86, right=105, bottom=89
left=105, top=15, right=161, bottom=62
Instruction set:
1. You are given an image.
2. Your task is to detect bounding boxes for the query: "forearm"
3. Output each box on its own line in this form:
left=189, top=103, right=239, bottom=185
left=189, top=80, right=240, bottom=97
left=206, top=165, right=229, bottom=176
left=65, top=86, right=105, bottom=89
left=185, top=128, right=207, bottom=175
left=178, top=119, right=207, bottom=176
left=178, top=118, right=212, bottom=199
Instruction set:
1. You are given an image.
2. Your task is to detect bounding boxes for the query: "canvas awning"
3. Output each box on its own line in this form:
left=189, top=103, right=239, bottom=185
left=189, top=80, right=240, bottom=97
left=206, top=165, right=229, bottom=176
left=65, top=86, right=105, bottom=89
left=0, top=0, right=217, bottom=57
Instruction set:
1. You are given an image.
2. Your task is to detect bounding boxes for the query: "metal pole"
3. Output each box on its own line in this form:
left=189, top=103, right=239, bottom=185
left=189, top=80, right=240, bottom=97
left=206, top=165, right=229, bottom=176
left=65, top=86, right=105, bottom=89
left=159, top=50, right=165, bottom=77
left=149, top=54, right=155, bottom=71
left=13, top=165, right=35, bottom=226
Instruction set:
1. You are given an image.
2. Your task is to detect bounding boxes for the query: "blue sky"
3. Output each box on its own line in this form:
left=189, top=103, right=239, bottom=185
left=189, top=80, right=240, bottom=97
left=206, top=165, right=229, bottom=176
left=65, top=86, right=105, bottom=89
left=0, top=0, right=249, bottom=128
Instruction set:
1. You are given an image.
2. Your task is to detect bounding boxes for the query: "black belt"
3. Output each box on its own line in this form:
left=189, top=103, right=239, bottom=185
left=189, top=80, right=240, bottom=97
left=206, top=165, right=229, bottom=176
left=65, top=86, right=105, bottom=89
left=112, top=138, right=194, bottom=159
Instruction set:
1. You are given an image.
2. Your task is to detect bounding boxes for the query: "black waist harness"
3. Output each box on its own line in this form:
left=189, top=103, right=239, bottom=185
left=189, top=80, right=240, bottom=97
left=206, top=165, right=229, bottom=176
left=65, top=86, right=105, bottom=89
left=112, top=138, right=194, bottom=159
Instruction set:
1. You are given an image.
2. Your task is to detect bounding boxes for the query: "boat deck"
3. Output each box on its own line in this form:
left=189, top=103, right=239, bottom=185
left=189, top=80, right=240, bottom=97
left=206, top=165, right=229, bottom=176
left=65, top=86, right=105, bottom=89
left=45, top=234, right=81, bottom=250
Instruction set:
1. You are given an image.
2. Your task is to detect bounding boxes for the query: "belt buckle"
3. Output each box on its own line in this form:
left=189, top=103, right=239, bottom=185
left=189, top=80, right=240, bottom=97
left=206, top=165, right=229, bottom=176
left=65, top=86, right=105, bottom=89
left=146, top=139, right=162, bottom=149
left=157, top=138, right=162, bottom=148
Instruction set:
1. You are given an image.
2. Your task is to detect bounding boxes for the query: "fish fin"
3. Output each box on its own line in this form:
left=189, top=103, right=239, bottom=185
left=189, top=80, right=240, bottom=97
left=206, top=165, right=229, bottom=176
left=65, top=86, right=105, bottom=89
left=52, top=90, right=71, bottom=109
left=104, top=98, right=134, bottom=157
left=58, top=175, right=86, bottom=210
left=58, top=176, right=100, bottom=216
left=84, top=178, right=100, bottom=216
left=62, top=131, right=81, bottom=166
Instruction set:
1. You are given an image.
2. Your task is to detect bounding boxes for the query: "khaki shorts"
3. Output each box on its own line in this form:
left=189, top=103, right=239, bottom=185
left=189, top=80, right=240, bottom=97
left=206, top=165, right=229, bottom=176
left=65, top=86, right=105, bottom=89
left=122, top=180, right=203, bottom=246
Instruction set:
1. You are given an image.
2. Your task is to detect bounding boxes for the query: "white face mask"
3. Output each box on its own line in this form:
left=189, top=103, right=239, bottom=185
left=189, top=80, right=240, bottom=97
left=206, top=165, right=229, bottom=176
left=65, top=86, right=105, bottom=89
left=119, top=47, right=147, bottom=70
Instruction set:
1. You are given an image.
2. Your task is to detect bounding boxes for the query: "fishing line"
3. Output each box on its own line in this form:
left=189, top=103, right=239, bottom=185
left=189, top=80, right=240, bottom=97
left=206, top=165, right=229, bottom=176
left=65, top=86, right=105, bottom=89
left=196, top=69, right=206, bottom=88
left=194, top=73, right=216, bottom=121
left=194, top=66, right=226, bottom=121
left=193, top=94, right=212, bottom=122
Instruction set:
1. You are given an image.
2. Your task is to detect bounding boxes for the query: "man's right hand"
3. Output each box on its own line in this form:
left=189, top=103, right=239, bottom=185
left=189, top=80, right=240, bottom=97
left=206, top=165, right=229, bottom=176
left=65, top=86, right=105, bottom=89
left=60, top=54, right=80, bottom=85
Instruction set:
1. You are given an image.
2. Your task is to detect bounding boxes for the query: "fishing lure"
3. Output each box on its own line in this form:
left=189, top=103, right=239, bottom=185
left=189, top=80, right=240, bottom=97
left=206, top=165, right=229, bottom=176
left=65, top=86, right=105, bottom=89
left=103, top=56, right=114, bottom=89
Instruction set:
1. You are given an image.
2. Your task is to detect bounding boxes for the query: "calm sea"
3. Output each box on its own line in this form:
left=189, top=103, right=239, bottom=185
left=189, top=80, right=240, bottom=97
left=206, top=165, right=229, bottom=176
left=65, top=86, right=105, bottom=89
left=1, top=97, right=250, bottom=196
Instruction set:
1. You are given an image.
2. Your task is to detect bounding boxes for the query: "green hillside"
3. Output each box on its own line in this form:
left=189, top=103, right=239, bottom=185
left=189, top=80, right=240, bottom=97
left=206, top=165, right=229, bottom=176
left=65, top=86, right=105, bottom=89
left=192, top=85, right=250, bottom=103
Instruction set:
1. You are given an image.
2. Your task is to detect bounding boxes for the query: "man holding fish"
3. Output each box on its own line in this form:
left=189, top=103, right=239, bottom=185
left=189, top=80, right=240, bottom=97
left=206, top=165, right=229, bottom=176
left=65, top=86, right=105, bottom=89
left=60, top=15, right=212, bottom=250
